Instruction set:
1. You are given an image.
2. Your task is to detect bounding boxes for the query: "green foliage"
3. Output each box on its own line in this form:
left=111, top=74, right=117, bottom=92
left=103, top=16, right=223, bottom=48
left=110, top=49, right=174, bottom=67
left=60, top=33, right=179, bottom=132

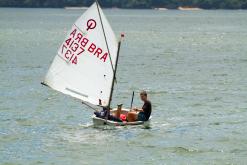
left=0, top=0, right=247, bottom=9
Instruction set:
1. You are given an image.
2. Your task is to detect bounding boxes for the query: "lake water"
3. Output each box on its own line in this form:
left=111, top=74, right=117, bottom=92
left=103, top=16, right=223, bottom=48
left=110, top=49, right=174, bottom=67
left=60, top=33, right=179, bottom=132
left=1, top=8, right=247, bottom=165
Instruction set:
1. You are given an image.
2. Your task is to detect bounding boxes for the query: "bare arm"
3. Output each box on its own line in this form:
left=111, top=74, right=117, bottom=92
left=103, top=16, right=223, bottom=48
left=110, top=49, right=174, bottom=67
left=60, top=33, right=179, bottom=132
left=132, top=107, right=143, bottom=112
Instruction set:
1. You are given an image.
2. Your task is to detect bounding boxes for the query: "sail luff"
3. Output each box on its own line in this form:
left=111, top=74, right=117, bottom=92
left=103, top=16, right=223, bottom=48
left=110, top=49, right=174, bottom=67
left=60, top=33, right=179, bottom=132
left=95, top=1, right=120, bottom=108
left=96, top=1, right=114, bottom=74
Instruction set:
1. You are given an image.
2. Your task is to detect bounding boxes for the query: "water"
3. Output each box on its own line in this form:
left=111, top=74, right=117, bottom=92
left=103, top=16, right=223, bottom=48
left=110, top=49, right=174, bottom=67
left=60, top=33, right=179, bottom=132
left=1, top=8, right=247, bottom=164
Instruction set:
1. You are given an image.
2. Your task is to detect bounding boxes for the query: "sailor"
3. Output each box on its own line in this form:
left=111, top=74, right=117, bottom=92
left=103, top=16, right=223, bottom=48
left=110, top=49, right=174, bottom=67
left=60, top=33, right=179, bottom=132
left=127, top=91, right=152, bottom=122
left=94, top=100, right=123, bottom=122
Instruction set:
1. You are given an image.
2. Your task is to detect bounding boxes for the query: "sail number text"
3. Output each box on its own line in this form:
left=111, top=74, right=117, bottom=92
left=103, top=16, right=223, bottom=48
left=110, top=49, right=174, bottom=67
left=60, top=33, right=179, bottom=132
left=59, top=27, right=109, bottom=65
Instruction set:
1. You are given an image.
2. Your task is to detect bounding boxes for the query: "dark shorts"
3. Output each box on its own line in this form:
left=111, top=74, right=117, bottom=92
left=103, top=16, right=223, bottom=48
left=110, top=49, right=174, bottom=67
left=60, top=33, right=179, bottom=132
left=137, top=112, right=146, bottom=121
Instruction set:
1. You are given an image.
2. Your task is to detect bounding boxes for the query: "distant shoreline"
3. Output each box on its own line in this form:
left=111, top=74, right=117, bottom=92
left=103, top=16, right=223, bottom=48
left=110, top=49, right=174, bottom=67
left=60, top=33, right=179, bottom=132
left=0, top=7, right=246, bottom=10
left=1, top=0, right=247, bottom=9
left=64, top=7, right=88, bottom=10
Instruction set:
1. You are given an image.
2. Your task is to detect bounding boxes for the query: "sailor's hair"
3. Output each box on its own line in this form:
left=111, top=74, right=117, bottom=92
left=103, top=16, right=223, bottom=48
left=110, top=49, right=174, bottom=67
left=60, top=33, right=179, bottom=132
left=140, top=90, right=147, bottom=96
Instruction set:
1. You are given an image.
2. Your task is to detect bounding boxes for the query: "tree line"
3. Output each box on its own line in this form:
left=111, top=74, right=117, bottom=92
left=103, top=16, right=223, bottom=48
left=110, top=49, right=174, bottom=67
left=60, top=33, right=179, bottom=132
left=1, top=0, right=247, bottom=9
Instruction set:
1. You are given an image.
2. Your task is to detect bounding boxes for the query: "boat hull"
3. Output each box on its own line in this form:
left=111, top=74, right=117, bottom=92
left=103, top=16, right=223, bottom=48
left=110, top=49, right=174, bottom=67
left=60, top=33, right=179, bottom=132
left=92, top=108, right=151, bottom=127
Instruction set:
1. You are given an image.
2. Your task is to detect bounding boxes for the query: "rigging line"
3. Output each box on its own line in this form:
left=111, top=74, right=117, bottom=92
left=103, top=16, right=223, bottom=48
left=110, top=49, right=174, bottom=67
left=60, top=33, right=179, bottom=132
left=95, top=0, right=115, bottom=75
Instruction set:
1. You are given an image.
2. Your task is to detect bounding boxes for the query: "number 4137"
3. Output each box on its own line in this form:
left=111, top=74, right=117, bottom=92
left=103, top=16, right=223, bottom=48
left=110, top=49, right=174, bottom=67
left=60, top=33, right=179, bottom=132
left=61, top=40, right=84, bottom=64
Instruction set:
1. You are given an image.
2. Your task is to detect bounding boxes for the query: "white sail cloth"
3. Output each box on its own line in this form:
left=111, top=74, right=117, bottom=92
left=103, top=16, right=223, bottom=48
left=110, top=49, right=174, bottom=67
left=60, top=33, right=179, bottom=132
left=43, top=3, right=118, bottom=106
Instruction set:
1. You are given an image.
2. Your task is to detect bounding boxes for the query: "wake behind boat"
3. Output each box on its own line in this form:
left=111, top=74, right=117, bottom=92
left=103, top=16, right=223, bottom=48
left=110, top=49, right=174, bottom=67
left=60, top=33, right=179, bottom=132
left=41, top=1, right=152, bottom=127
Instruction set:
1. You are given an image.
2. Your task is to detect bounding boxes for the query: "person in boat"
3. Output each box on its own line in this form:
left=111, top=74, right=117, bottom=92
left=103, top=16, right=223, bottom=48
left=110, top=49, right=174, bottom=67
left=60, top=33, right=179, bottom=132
left=127, top=90, right=152, bottom=122
left=94, top=102, right=123, bottom=122
left=112, top=104, right=127, bottom=121
left=94, top=107, right=123, bottom=122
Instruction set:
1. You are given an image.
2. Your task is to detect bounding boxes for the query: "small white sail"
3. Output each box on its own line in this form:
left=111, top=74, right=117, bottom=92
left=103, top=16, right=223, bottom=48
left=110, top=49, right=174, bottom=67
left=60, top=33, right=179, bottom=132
left=43, top=2, right=118, bottom=106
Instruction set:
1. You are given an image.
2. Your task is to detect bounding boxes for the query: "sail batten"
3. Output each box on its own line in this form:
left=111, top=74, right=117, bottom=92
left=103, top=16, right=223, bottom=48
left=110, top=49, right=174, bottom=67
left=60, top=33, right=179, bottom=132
left=43, top=2, right=118, bottom=106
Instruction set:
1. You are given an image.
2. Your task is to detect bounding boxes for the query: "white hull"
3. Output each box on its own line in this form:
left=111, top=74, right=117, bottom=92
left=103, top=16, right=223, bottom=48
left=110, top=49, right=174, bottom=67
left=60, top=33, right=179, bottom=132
left=92, top=108, right=151, bottom=127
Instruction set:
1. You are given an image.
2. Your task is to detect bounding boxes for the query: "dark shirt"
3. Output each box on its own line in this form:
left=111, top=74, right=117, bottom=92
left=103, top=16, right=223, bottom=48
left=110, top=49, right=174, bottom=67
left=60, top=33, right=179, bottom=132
left=142, top=100, right=152, bottom=120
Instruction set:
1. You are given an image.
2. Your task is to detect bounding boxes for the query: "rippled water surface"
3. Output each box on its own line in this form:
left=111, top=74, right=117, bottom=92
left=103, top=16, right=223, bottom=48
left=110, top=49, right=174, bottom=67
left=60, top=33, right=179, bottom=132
left=1, top=8, right=247, bottom=165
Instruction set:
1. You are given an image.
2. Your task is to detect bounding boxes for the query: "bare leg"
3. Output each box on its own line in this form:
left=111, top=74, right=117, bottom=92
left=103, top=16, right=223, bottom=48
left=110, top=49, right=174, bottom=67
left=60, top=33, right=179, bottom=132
left=111, top=104, right=123, bottom=119
left=116, top=107, right=121, bottom=118
left=116, top=104, right=123, bottom=118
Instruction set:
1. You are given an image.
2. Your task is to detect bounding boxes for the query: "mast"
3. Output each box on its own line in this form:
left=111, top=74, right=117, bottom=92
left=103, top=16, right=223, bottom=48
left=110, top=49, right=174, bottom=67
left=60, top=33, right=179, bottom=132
left=108, top=38, right=122, bottom=108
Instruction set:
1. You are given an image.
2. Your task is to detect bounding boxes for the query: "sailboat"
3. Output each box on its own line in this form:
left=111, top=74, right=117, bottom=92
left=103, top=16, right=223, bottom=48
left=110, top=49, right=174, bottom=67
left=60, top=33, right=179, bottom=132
left=42, top=1, right=151, bottom=126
